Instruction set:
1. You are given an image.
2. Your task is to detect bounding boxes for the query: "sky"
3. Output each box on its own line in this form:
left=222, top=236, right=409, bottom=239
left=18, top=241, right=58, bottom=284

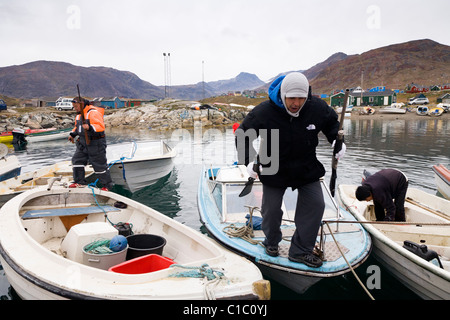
left=0, top=0, right=449, bottom=86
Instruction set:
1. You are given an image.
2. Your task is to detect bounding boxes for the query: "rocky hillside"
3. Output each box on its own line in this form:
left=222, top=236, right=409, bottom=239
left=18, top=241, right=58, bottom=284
left=309, top=39, right=450, bottom=93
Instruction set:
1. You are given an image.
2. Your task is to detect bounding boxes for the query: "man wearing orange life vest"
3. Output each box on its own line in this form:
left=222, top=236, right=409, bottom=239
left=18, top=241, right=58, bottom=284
left=68, top=97, right=114, bottom=191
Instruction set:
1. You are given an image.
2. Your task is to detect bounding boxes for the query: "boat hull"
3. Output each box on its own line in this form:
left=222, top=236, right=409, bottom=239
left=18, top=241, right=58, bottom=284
left=370, top=237, right=449, bottom=300
left=110, top=158, right=174, bottom=192
left=27, top=129, right=71, bottom=143
left=337, top=185, right=450, bottom=300
left=198, top=166, right=372, bottom=295
left=432, top=164, right=450, bottom=200
left=0, top=155, right=21, bottom=183
left=106, top=141, right=176, bottom=192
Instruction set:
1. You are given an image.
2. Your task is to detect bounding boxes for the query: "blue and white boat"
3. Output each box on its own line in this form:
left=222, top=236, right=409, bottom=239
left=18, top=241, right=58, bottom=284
left=198, top=165, right=372, bottom=294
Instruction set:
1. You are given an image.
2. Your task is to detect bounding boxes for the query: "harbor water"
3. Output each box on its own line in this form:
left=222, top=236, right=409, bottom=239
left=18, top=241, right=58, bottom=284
left=1, top=117, right=449, bottom=300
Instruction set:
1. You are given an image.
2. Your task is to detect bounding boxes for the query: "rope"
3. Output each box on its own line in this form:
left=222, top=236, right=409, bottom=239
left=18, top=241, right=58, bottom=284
left=83, top=239, right=113, bottom=254
left=222, top=206, right=263, bottom=246
left=168, top=264, right=227, bottom=300
left=168, top=263, right=225, bottom=280
left=323, top=221, right=375, bottom=300
left=107, top=141, right=138, bottom=182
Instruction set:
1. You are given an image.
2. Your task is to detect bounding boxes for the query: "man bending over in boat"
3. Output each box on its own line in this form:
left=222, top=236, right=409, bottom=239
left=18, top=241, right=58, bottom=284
left=355, top=169, right=408, bottom=221
left=68, top=97, right=114, bottom=191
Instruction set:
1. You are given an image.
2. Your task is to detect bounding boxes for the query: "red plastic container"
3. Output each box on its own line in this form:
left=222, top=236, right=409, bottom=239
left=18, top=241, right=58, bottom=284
left=108, top=254, right=175, bottom=274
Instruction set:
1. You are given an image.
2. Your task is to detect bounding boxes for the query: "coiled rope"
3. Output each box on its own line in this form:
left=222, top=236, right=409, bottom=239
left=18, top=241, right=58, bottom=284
left=223, top=206, right=263, bottom=246
left=168, top=264, right=227, bottom=300
left=83, top=238, right=114, bottom=254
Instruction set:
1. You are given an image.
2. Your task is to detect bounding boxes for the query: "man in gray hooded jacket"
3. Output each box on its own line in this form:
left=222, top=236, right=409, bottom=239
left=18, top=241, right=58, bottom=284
left=236, top=72, right=345, bottom=267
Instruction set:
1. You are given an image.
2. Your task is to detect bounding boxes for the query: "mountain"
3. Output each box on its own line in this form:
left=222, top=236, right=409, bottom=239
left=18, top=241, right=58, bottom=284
left=308, top=39, right=450, bottom=94
left=0, top=61, right=264, bottom=101
left=1, top=39, right=448, bottom=100
left=0, top=61, right=164, bottom=100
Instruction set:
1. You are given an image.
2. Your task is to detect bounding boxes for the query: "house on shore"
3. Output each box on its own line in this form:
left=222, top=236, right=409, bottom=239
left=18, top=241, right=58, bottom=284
left=330, top=90, right=397, bottom=107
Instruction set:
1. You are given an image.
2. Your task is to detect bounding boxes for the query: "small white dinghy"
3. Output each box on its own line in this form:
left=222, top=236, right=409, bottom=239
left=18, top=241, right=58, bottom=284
left=106, top=141, right=177, bottom=193
left=0, top=185, right=269, bottom=300
left=26, top=128, right=72, bottom=143
left=337, top=184, right=450, bottom=300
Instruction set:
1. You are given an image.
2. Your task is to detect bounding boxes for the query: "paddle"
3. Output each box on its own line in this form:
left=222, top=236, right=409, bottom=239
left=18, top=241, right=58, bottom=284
left=329, top=89, right=349, bottom=197
left=77, top=84, right=90, bottom=145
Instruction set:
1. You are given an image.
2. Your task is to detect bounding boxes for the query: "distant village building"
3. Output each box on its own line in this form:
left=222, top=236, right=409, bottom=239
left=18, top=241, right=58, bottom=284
left=437, top=93, right=450, bottom=104
left=405, top=83, right=430, bottom=93
left=330, top=90, right=397, bottom=107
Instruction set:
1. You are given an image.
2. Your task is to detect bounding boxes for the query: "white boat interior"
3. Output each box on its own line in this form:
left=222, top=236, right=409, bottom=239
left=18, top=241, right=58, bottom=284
left=338, top=185, right=450, bottom=272
left=0, top=186, right=266, bottom=299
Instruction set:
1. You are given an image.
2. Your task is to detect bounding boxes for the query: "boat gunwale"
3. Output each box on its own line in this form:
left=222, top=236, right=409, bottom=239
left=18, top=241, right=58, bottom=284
left=337, top=184, right=450, bottom=281
left=432, top=165, right=450, bottom=187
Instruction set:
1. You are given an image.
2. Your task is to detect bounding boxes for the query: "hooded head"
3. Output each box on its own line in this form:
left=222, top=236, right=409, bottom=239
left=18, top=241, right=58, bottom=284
left=268, top=72, right=309, bottom=117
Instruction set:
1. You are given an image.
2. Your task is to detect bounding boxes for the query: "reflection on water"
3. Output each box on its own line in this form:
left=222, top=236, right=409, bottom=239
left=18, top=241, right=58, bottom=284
left=2, top=117, right=449, bottom=300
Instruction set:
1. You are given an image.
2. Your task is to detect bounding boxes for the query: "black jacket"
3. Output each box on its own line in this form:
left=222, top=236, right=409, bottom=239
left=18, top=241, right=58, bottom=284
left=237, top=96, right=339, bottom=188
left=362, top=169, right=408, bottom=216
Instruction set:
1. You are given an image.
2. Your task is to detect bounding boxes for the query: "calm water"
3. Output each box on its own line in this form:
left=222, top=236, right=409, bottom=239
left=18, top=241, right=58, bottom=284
left=1, top=117, right=449, bottom=300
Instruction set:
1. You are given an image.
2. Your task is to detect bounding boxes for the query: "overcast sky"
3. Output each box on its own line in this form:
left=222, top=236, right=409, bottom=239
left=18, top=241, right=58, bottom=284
left=0, top=0, right=449, bottom=86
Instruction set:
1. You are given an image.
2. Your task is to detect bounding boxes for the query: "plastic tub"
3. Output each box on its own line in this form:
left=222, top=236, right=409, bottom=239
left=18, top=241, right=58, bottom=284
left=82, top=245, right=128, bottom=270
left=109, top=254, right=175, bottom=274
left=126, top=234, right=166, bottom=260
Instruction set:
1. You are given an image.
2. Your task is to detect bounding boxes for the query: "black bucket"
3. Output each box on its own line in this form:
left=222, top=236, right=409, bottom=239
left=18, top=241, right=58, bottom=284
left=126, top=234, right=167, bottom=260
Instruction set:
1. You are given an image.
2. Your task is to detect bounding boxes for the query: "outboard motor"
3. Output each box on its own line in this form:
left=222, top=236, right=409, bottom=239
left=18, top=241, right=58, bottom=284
left=12, top=128, right=27, bottom=151
left=403, top=240, right=443, bottom=268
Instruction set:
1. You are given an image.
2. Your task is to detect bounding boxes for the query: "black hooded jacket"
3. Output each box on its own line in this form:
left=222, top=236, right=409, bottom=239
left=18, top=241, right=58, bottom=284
left=236, top=95, right=339, bottom=189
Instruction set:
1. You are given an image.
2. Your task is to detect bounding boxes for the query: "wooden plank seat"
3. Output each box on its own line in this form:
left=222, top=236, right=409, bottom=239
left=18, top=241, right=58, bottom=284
left=22, top=205, right=120, bottom=231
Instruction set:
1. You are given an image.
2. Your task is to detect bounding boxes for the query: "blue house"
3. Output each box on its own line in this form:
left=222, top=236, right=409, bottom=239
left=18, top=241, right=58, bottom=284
left=92, top=97, right=125, bottom=109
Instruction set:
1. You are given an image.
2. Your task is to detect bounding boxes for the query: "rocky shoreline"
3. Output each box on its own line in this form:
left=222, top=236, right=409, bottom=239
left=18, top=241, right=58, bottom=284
left=0, top=100, right=248, bottom=132
left=0, top=100, right=448, bottom=133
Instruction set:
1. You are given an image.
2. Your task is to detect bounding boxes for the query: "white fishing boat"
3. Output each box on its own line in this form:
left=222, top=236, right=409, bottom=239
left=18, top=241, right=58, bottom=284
left=0, top=185, right=269, bottom=300
left=0, top=144, right=21, bottom=182
left=106, top=141, right=176, bottom=193
left=198, top=165, right=372, bottom=295
left=0, top=161, right=93, bottom=207
left=432, top=164, right=450, bottom=200
left=378, top=105, right=406, bottom=114
left=26, top=128, right=72, bottom=143
left=337, top=184, right=450, bottom=300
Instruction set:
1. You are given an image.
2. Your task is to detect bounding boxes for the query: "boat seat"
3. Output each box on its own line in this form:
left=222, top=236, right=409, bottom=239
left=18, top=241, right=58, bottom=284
left=22, top=205, right=120, bottom=231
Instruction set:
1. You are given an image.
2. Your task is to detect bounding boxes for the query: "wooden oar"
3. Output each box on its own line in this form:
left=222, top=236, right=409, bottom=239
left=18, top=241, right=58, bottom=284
left=77, top=84, right=90, bottom=145
left=329, top=89, right=349, bottom=197
left=406, top=197, right=450, bottom=221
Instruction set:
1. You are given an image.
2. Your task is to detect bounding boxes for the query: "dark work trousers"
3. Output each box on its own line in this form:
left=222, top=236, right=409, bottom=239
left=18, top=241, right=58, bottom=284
left=261, top=180, right=325, bottom=257
left=374, top=178, right=409, bottom=221
left=72, top=137, right=113, bottom=189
